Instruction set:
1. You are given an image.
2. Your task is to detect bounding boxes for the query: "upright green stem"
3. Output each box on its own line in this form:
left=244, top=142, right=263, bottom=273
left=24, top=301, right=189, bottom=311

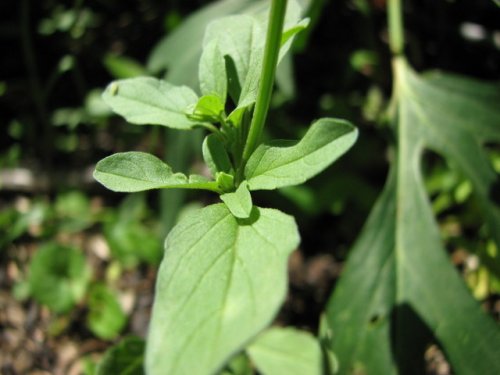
left=388, top=0, right=404, bottom=56
left=241, top=0, right=287, bottom=165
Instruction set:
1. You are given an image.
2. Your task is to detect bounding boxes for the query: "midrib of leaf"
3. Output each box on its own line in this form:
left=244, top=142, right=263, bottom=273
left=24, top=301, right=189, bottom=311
left=210, top=225, right=240, bottom=364
left=247, top=132, right=349, bottom=180
left=162, top=212, right=231, bottom=295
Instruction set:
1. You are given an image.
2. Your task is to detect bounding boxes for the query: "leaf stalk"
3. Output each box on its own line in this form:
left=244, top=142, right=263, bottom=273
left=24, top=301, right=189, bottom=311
left=388, top=0, right=404, bottom=56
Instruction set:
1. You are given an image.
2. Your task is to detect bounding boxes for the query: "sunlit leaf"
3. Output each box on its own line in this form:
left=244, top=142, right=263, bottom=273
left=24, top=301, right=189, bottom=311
left=146, top=204, right=299, bottom=375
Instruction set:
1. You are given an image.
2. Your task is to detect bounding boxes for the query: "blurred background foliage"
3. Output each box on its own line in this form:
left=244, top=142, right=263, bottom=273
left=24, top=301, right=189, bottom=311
left=0, top=0, right=499, bottom=373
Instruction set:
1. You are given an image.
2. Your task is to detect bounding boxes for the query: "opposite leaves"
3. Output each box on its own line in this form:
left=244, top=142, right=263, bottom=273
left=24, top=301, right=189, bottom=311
left=146, top=204, right=299, bottom=375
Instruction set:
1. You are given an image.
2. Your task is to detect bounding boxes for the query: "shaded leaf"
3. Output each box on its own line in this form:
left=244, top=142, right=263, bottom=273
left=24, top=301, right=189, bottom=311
left=94, top=152, right=220, bottom=193
left=203, top=134, right=234, bottom=176
left=146, top=204, right=299, bottom=375
left=96, top=336, right=145, bottom=375
left=247, top=327, right=324, bottom=375
left=326, top=59, right=500, bottom=374
left=102, top=77, right=199, bottom=129
left=245, top=118, right=358, bottom=190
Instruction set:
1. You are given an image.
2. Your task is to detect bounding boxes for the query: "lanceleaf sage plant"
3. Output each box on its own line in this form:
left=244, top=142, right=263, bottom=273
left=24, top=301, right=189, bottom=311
left=93, top=0, right=357, bottom=373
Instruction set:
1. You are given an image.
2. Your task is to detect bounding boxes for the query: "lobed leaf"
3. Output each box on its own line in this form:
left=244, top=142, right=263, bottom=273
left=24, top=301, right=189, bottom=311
left=245, top=118, right=358, bottom=190
left=102, top=77, right=200, bottom=129
left=247, top=327, right=324, bottom=375
left=94, top=152, right=220, bottom=193
left=145, top=204, right=299, bottom=375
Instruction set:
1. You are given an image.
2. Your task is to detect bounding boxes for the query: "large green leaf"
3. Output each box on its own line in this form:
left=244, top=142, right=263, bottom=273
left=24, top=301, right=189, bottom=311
left=245, top=118, right=358, bottom=190
left=94, top=152, right=220, bottom=193
left=145, top=204, right=299, bottom=375
left=326, top=59, right=500, bottom=374
left=101, top=77, right=199, bottom=129
left=247, top=327, right=324, bottom=375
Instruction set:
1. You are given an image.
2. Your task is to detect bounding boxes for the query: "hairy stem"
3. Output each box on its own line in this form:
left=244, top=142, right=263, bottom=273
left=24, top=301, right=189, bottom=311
left=240, top=0, right=287, bottom=167
left=388, top=0, right=404, bottom=56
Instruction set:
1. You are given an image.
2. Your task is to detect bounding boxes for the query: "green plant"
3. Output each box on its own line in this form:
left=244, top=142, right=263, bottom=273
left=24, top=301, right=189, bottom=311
left=27, top=243, right=91, bottom=313
left=93, top=0, right=357, bottom=373
left=325, top=0, right=500, bottom=374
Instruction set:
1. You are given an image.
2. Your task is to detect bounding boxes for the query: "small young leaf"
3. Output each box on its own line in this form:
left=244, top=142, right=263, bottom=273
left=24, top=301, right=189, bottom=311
left=186, top=94, right=225, bottom=123
left=247, top=327, right=324, bottom=375
left=94, top=152, right=220, bottom=193
left=245, top=118, right=358, bottom=190
left=102, top=77, right=199, bottom=129
left=146, top=204, right=299, bottom=375
left=96, top=336, right=145, bottom=375
left=220, top=181, right=253, bottom=219
left=203, top=134, right=233, bottom=176
left=216, top=172, right=235, bottom=192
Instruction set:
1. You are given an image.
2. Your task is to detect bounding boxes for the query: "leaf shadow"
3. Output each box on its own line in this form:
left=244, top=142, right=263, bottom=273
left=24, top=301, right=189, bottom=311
left=488, top=176, right=500, bottom=206
left=235, top=206, right=260, bottom=226
left=389, top=303, right=449, bottom=375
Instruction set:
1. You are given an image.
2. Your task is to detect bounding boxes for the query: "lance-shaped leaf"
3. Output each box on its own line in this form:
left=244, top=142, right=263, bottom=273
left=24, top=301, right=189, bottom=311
left=247, top=327, right=324, bottom=375
left=326, top=59, right=500, bottom=374
left=102, top=77, right=200, bottom=129
left=245, top=118, right=358, bottom=191
left=94, top=152, right=220, bottom=193
left=145, top=204, right=299, bottom=375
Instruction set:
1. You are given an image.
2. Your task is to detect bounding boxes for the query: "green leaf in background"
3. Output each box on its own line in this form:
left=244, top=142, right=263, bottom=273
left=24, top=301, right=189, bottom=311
left=245, top=118, right=358, bottom=190
left=28, top=243, right=91, bottom=313
left=94, top=152, right=220, bottom=193
left=146, top=204, right=299, bottom=375
left=101, top=77, right=199, bottom=129
left=326, top=59, right=500, bottom=374
left=104, top=193, right=161, bottom=267
left=220, top=181, right=253, bottom=219
left=96, top=336, right=145, bottom=375
left=247, top=327, right=324, bottom=375
left=103, top=54, right=147, bottom=79
left=86, top=283, right=127, bottom=340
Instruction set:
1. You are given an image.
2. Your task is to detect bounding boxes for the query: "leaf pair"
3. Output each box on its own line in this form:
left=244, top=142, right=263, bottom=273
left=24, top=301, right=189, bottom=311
left=94, top=118, right=358, bottom=218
